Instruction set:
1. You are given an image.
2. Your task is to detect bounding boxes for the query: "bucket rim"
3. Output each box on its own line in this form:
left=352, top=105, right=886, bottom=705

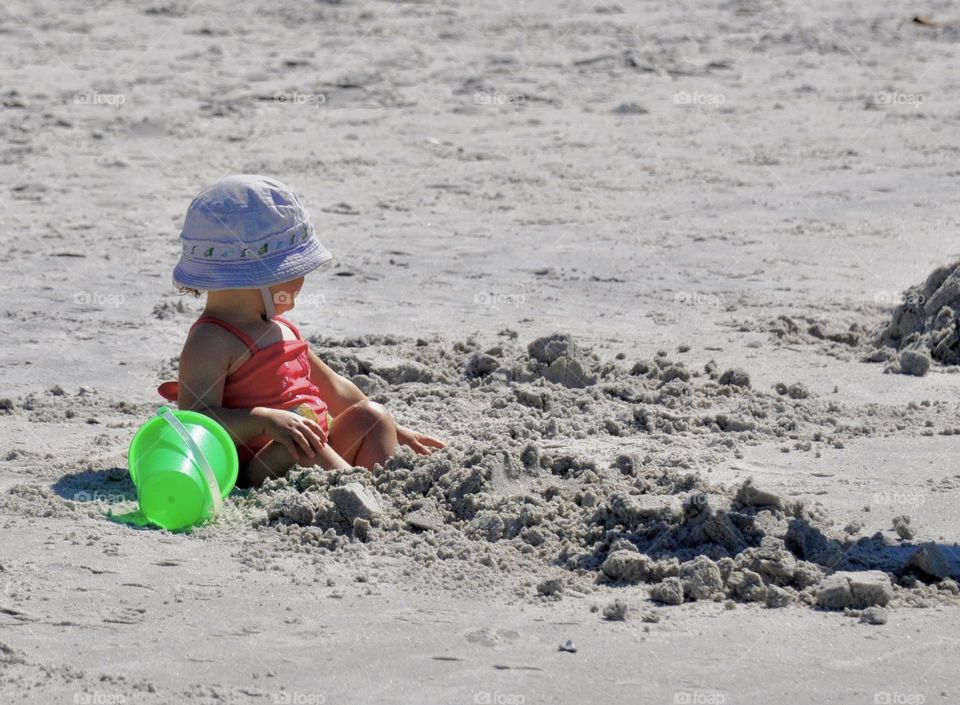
left=127, top=408, right=239, bottom=498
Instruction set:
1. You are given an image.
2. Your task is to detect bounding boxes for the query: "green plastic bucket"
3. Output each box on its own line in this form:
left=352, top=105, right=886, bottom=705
left=127, top=406, right=238, bottom=530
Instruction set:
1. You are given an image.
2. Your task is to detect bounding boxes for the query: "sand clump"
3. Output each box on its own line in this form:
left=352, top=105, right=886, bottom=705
left=859, top=606, right=889, bottom=625
left=816, top=571, right=894, bottom=610
left=718, top=368, right=751, bottom=388
left=892, top=515, right=916, bottom=541
left=876, top=260, right=960, bottom=369
left=214, top=332, right=960, bottom=611
left=897, top=349, right=932, bottom=377
left=242, top=443, right=955, bottom=610
left=776, top=260, right=960, bottom=376
left=2, top=331, right=958, bottom=614
left=678, top=556, right=724, bottom=600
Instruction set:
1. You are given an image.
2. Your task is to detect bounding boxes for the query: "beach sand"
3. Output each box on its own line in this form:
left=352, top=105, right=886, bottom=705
left=2, top=0, right=960, bottom=702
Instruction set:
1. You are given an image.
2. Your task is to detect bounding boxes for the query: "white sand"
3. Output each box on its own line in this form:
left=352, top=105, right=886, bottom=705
left=3, top=0, right=960, bottom=703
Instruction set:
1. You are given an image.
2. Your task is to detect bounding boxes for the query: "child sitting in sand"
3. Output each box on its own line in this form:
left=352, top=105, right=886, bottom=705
left=158, top=174, right=444, bottom=487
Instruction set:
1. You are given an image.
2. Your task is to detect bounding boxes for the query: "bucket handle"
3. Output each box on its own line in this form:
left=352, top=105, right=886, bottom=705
left=158, top=406, right=223, bottom=517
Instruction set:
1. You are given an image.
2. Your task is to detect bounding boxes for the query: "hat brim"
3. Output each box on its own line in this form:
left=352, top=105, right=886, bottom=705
left=172, top=238, right=333, bottom=291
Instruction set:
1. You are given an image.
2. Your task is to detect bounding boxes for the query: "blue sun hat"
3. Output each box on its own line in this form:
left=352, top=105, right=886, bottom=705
left=172, top=175, right=332, bottom=293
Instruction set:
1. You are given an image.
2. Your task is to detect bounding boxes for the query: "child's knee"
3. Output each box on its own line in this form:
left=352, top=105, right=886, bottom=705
left=348, top=399, right=396, bottom=431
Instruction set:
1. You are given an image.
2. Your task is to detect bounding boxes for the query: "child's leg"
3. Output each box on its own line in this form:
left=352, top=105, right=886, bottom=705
left=240, top=439, right=351, bottom=487
left=328, top=400, right=399, bottom=470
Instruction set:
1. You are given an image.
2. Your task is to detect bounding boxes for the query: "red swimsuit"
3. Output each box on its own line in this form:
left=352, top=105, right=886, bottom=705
left=158, top=316, right=330, bottom=464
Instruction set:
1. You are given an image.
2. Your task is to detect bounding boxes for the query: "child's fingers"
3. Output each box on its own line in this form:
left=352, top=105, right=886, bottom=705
left=289, top=430, right=315, bottom=459
left=294, top=418, right=325, bottom=446
left=408, top=440, right=430, bottom=456
left=420, top=435, right=446, bottom=449
left=302, top=425, right=326, bottom=455
left=305, top=419, right=328, bottom=444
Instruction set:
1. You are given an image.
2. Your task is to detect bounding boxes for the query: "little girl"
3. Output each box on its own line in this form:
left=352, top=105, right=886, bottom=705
left=158, top=174, right=444, bottom=487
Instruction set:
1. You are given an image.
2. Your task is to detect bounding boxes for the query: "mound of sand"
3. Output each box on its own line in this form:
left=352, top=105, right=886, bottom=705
left=242, top=452, right=958, bottom=610
left=2, top=332, right=957, bottom=613
left=764, top=261, right=960, bottom=377
left=223, top=332, right=960, bottom=610
left=875, top=260, right=960, bottom=374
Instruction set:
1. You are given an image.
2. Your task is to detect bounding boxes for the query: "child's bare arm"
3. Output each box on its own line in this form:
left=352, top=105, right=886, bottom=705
left=177, top=325, right=259, bottom=437
left=245, top=438, right=351, bottom=486
left=308, top=349, right=445, bottom=456
left=178, top=325, right=326, bottom=461
left=307, top=349, right=367, bottom=415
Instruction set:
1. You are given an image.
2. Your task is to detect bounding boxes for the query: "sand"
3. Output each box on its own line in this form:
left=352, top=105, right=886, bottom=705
left=4, top=0, right=960, bottom=703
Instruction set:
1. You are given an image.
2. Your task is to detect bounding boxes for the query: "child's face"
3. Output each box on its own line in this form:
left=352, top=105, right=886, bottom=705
left=270, top=276, right=305, bottom=314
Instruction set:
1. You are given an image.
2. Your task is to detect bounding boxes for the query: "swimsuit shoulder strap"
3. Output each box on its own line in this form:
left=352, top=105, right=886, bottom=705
left=191, top=316, right=258, bottom=353
left=274, top=316, right=303, bottom=341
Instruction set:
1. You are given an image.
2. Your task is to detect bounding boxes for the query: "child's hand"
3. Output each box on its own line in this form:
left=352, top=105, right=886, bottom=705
left=396, top=425, right=445, bottom=456
left=255, top=407, right=327, bottom=462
